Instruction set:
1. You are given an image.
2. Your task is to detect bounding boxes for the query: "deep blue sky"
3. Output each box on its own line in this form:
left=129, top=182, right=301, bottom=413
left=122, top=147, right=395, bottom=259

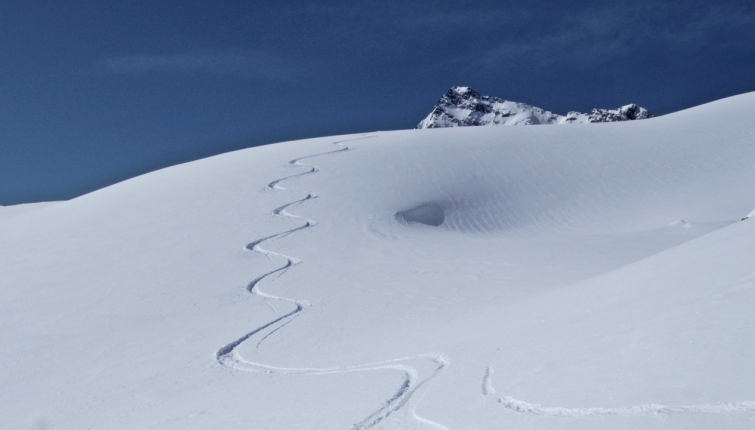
left=2, top=0, right=754, bottom=204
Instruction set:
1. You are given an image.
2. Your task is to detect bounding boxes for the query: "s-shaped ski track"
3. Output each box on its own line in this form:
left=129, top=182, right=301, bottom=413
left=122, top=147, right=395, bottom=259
left=216, top=135, right=450, bottom=430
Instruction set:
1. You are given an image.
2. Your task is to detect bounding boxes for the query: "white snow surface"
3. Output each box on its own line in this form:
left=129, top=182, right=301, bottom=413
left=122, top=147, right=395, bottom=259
left=2, top=92, right=755, bottom=429
left=0, top=201, right=60, bottom=221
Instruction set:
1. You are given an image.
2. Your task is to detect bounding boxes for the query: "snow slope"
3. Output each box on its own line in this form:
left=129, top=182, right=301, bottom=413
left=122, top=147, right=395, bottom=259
left=0, top=201, right=60, bottom=221
left=2, top=92, right=755, bottom=429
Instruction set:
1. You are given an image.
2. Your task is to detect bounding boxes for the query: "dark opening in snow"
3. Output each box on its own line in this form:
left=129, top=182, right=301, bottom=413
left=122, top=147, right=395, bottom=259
left=396, top=203, right=445, bottom=227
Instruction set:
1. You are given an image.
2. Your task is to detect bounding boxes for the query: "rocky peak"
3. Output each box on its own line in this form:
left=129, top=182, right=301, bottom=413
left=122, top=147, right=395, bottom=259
left=417, top=87, right=653, bottom=129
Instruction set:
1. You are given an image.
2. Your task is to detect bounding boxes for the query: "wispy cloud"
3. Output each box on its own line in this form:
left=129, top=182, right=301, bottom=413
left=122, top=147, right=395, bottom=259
left=94, top=51, right=293, bottom=79
left=399, top=9, right=509, bottom=29
left=471, top=2, right=755, bottom=69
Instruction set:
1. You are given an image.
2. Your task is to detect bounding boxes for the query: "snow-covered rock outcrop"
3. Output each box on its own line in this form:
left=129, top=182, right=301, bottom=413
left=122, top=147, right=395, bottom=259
left=577, top=104, right=653, bottom=123
left=416, top=86, right=653, bottom=128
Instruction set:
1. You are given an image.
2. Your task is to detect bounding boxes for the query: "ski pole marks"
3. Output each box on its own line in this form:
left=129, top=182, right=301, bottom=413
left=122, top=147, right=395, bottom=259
left=216, top=135, right=450, bottom=430
left=499, top=396, right=755, bottom=417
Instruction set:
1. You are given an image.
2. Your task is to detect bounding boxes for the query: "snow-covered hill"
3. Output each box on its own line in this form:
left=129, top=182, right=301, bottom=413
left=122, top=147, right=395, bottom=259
left=2, top=92, right=755, bottom=430
left=416, top=86, right=653, bottom=128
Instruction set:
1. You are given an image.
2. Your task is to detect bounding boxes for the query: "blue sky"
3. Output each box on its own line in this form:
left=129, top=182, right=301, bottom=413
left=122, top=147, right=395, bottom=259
left=2, top=0, right=754, bottom=204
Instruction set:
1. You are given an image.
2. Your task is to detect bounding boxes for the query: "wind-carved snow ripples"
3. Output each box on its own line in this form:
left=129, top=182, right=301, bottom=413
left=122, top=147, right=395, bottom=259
left=215, top=135, right=450, bottom=430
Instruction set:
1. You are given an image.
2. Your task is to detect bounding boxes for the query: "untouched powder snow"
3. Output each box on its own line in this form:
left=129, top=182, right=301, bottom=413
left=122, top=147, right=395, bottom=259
left=2, top=92, right=755, bottom=429
left=0, top=201, right=60, bottom=221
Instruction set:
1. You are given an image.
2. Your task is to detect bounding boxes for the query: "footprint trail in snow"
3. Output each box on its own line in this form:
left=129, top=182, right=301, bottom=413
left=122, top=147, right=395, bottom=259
left=216, top=135, right=450, bottom=430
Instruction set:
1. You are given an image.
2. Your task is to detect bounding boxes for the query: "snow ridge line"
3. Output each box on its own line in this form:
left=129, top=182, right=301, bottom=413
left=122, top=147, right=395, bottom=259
left=215, top=135, right=450, bottom=430
left=499, top=396, right=755, bottom=417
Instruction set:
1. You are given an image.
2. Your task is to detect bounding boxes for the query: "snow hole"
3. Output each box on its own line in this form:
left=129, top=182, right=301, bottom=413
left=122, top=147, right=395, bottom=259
left=396, top=203, right=445, bottom=227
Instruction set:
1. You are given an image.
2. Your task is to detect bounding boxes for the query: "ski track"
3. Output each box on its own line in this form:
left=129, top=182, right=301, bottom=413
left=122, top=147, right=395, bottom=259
left=216, top=135, right=450, bottom=430
left=499, top=396, right=755, bottom=417
left=482, top=364, right=495, bottom=396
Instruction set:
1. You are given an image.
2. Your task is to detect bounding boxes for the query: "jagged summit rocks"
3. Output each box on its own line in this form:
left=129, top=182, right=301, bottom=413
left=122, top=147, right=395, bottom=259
left=585, top=104, right=653, bottom=122
left=416, top=86, right=561, bottom=128
left=416, top=86, right=653, bottom=129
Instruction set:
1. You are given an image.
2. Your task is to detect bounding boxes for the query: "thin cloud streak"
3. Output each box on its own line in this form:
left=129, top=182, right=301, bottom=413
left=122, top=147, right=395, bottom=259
left=472, top=3, right=755, bottom=69
left=94, top=51, right=293, bottom=79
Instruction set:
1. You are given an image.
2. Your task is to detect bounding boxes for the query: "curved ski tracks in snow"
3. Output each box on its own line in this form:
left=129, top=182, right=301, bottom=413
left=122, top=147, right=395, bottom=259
left=499, top=396, right=755, bottom=417
left=216, top=135, right=450, bottom=430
